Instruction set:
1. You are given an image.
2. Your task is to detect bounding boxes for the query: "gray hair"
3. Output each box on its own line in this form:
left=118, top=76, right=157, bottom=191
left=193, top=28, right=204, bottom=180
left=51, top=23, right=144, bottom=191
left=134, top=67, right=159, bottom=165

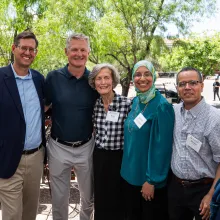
left=88, top=63, right=120, bottom=89
left=66, top=33, right=90, bottom=51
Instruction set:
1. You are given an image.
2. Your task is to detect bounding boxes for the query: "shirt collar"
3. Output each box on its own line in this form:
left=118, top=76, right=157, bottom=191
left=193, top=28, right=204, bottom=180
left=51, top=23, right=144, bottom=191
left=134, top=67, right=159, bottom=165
left=180, top=97, right=206, bottom=118
left=11, top=63, right=32, bottom=80
left=64, top=64, right=89, bottom=79
left=97, top=91, right=120, bottom=108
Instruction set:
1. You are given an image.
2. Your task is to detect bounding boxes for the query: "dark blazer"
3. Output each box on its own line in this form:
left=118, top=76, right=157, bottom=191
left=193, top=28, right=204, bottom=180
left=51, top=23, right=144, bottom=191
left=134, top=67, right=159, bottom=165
left=0, top=64, right=46, bottom=179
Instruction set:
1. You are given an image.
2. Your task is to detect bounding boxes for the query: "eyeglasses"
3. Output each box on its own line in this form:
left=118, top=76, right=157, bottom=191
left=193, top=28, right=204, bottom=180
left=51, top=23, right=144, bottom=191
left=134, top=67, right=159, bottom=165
left=178, top=80, right=201, bottom=88
left=134, top=72, right=152, bottom=79
left=16, top=45, right=37, bottom=54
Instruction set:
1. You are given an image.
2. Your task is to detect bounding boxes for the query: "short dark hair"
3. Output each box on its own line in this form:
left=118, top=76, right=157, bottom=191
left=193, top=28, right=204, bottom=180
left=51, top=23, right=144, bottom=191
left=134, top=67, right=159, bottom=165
left=176, top=67, right=203, bottom=84
left=14, top=31, right=38, bottom=48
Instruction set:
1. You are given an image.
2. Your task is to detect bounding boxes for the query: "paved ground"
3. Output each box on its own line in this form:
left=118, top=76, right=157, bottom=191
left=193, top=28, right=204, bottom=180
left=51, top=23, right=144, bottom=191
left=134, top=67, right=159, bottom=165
left=0, top=78, right=219, bottom=220
left=36, top=181, right=80, bottom=220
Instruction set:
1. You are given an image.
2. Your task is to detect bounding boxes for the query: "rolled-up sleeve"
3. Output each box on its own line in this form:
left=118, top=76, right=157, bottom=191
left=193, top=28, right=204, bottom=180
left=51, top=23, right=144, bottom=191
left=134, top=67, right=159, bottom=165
left=209, top=122, right=220, bottom=163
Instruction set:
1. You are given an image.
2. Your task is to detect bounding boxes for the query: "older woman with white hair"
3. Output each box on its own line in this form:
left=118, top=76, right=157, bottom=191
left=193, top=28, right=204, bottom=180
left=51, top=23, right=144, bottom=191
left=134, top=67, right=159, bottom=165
left=89, top=63, right=131, bottom=220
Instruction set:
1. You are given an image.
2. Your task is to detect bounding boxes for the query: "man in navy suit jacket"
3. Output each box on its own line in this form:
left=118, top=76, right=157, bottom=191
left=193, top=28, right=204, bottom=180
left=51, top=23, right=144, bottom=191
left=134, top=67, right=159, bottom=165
left=0, top=31, right=46, bottom=220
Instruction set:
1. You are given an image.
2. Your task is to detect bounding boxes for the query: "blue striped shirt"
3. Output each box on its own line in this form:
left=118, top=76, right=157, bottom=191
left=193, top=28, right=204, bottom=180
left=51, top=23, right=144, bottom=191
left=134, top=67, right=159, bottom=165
left=171, top=98, right=220, bottom=179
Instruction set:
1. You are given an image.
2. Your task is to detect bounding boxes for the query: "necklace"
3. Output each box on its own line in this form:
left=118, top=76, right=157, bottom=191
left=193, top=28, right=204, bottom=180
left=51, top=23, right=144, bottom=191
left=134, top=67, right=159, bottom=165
left=127, top=101, right=148, bottom=133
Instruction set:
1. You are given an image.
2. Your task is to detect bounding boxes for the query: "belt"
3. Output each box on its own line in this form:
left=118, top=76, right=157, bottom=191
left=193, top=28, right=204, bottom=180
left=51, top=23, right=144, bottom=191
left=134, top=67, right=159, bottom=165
left=22, top=145, right=42, bottom=155
left=174, top=175, right=213, bottom=187
left=51, top=134, right=91, bottom=148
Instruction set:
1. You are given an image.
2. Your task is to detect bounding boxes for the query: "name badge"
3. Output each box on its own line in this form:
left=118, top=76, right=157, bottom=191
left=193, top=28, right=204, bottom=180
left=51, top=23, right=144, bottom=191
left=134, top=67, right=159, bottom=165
left=186, top=134, right=202, bottom=153
left=106, top=111, right=119, bottom=122
left=134, top=113, right=147, bottom=128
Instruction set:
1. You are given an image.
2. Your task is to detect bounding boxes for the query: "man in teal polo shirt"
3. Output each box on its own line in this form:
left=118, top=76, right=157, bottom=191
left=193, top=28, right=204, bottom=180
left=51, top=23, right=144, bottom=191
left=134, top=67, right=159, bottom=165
left=45, top=33, right=98, bottom=220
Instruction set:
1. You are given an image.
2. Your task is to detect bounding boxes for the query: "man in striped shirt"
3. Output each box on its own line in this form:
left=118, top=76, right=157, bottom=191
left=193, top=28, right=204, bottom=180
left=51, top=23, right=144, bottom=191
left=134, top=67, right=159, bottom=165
left=168, top=67, right=220, bottom=220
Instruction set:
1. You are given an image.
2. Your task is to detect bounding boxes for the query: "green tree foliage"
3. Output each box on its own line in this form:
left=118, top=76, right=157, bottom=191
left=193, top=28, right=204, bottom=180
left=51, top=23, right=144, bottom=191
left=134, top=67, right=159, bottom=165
left=160, top=33, right=220, bottom=76
left=0, top=0, right=48, bottom=65
left=89, top=0, right=216, bottom=95
left=0, top=0, right=15, bottom=65
left=0, top=0, right=217, bottom=95
left=32, top=0, right=99, bottom=74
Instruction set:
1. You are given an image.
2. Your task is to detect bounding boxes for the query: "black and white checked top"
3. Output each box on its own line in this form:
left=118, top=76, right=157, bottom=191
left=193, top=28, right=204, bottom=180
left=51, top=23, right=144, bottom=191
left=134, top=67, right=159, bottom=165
left=171, top=98, right=220, bottom=180
left=93, top=92, right=132, bottom=150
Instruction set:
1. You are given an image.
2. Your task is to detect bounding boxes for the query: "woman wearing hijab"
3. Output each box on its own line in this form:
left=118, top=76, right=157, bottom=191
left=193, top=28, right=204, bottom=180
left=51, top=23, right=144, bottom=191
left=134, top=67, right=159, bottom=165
left=88, top=63, right=132, bottom=220
left=121, top=60, right=175, bottom=220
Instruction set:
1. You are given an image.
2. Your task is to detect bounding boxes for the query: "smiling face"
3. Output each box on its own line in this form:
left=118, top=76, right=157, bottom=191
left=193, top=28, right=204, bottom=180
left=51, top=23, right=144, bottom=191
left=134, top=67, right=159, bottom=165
left=133, top=66, right=153, bottom=93
left=12, top=38, right=37, bottom=68
left=65, top=39, right=89, bottom=69
left=94, top=68, right=113, bottom=96
left=177, top=70, right=204, bottom=109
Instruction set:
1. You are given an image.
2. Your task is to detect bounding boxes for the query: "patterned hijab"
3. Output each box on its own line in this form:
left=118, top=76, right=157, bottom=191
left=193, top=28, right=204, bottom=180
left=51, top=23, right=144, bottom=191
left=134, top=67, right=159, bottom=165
left=132, top=60, right=156, bottom=104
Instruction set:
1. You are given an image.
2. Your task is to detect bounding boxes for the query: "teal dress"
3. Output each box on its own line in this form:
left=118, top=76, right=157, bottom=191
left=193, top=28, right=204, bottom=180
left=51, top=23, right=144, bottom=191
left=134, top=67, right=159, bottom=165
left=121, top=90, right=174, bottom=188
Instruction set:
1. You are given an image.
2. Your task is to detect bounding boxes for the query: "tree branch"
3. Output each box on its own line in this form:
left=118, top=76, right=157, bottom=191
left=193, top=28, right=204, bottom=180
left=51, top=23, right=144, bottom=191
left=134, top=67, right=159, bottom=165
left=105, top=53, right=128, bottom=69
left=146, top=0, right=165, bottom=53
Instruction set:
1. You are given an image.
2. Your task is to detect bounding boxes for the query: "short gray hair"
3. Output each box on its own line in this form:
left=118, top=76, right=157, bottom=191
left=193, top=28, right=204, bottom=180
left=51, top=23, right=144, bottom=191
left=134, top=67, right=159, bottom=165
left=88, top=63, right=120, bottom=89
left=66, top=33, right=90, bottom=51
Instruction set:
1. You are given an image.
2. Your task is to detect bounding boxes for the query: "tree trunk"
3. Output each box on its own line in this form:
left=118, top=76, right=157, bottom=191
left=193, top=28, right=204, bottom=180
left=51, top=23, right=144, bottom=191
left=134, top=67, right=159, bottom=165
left=121, top=76, right=131, bottom=97
left=121, top=83, right=130, bottom=97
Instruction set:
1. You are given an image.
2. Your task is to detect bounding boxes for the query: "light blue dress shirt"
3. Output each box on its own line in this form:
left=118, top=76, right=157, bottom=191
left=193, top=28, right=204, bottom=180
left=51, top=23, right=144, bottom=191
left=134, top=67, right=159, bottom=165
left=11, top=64, right=42, bottom=150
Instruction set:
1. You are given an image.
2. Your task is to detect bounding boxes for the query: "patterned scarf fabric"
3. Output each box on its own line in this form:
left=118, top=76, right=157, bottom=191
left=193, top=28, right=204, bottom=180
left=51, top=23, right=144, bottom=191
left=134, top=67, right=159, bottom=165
left=132, top=60, right=157, bottom=104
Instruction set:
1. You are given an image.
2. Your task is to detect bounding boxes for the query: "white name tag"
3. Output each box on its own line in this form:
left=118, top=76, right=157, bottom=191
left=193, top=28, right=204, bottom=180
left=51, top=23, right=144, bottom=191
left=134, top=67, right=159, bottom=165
left=134, top=113, right=147, bottom=128
left=186, top=134, right=202, bottom=153
left=106, top=111, right=119, bottom=122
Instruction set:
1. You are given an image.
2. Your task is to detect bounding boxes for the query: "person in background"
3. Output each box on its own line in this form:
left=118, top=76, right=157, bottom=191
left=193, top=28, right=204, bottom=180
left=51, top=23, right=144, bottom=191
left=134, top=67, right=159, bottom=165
left=213, top=78, right=220, bottom=101
left=168, top=67, right=220, bottom=220
left=45, top=33, right=98, bottom=220
left=0, top=31, right=45, bottom=220
left=88, top=63, right=131, bottom=220
left=121, top=60, right=175, bottom=220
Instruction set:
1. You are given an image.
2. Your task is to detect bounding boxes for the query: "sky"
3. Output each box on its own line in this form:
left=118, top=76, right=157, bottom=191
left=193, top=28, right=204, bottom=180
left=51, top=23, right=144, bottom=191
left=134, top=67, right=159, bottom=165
left=166, top=0, right=220, bottom=36
left=192, top=0, right=220, bottom=33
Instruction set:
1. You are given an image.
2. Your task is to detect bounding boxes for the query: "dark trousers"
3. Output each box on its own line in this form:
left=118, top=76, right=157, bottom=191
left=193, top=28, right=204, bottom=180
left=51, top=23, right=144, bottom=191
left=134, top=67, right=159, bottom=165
left=168, top=174, right=213, bottom=220
left=93, top=148, right=124, bottom=220
left=214, top=89, right=220, bottom=100
left=122, top=178, right=169, bottom=220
